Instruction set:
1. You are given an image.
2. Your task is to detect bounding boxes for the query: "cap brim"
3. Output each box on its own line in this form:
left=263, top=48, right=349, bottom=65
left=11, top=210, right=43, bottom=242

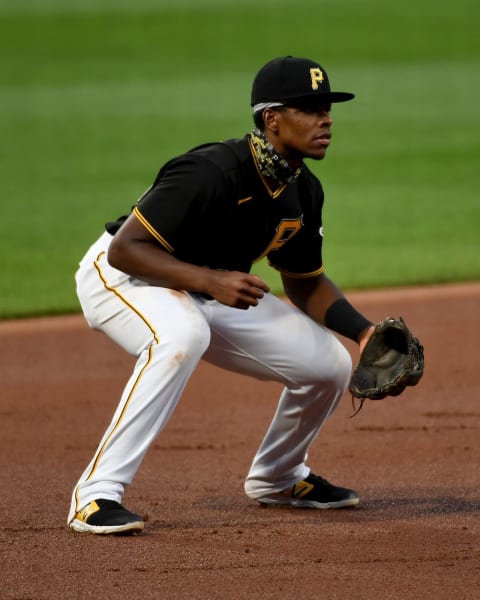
left=285, top=91, right=355, bottom=104
left=327, top=91, right=355, bottom=103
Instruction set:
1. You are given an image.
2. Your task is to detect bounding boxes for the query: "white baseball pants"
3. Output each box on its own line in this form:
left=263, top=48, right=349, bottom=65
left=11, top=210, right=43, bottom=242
left=68, top=232, right=352, bottom=522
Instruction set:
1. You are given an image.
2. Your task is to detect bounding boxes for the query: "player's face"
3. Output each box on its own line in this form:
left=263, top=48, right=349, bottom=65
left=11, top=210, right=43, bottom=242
left=269, top=101, right=333, bottom=167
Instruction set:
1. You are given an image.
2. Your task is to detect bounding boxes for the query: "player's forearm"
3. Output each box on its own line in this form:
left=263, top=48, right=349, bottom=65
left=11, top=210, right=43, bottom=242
left=283, top=273, right=372, bottom=343
left=108, top=236, right=269, bottom=309
left=107, top=237, right=216, bottom=294
left=282, top=273, right=343, bottom=323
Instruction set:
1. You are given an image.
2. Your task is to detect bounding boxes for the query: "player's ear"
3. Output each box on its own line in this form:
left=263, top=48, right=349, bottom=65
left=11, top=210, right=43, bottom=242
left=262, top=108, right=281, bottom=133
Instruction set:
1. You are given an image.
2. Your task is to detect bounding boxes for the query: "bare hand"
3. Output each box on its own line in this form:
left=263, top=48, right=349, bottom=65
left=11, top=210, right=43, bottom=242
left=207, top=271, right=270, bottom=309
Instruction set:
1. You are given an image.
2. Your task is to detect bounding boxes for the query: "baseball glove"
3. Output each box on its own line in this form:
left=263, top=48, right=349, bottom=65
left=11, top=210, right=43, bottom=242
left=349, top=317, right=424, bottom=412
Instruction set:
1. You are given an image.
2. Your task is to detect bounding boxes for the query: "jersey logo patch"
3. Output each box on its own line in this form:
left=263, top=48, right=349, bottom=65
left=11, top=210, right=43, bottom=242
left=238, top=196, right=253, bottom=205
left=254, top=216, right=303, bottom=262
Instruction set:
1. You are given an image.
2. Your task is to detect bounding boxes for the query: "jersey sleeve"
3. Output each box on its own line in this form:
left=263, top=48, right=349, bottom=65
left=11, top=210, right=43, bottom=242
left=267, top=175, right=325, bottom=278
left=133, top=154, right=223, bottom=253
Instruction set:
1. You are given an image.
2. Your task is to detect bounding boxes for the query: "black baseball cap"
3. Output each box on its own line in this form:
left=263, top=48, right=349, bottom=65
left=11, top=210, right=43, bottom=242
left=251, top=56, right=354, bottom=111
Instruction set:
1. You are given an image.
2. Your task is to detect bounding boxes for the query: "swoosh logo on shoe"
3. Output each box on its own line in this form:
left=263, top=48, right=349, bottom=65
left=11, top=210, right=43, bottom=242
left=291, top=480, right=314, bottom=498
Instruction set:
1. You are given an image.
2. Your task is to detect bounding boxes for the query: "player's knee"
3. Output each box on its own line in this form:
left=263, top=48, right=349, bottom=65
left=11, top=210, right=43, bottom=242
left=170, top=315, right=211, bottom=359
left=318, top=343, right=352, bottom=392
left=333, top=344, right=353, bottom=391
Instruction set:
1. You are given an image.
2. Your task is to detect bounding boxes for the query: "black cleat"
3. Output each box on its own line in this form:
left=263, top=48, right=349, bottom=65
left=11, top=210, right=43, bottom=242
left=257, top=473, right=359, bottom=509
left=69, top=499, right=144, bottom=534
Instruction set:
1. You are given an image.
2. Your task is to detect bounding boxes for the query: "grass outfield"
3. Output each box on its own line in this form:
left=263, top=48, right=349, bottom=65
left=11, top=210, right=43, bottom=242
left=1, top=0, right=479, bottom=318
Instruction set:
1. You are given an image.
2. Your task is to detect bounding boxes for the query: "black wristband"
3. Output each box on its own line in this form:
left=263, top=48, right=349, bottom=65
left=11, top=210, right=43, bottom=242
left=324, top=298, right=372, bottom=342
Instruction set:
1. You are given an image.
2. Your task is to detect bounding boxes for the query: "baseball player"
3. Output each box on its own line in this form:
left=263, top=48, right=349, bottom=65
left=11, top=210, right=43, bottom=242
left=68, top=56, right=375, bottom=535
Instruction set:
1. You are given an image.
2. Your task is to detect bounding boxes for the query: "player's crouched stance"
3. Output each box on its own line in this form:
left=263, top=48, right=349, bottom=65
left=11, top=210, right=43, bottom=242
left=69, top=338, right=356, bottom=535
left=68, top=56, right=372, bottom=535
left=69, top=327, right=357, bottom=535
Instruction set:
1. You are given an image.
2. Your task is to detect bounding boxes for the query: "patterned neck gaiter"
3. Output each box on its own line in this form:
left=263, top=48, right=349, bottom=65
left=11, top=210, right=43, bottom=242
left=249, top=128, right=302, bottom=185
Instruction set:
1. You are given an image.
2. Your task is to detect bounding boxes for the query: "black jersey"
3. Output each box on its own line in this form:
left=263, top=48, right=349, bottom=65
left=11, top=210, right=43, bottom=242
left=106, top=135, right=325, bottom=278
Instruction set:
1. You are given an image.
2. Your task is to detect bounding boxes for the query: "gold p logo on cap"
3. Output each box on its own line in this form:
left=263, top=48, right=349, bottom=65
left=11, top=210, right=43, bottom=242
left=310, top=67, right=324, bottom=90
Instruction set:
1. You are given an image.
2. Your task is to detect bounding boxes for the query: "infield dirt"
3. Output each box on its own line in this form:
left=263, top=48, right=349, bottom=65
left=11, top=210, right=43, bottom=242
left=1, top=283, right=479, bottom=599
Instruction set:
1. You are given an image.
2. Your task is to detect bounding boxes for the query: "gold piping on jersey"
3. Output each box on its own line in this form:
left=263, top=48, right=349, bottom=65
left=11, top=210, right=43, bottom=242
left=268, top=261, right=325, bottom=279
left=238, top=196, right=253, bottom=205
left=248, top=136, right=287, bottom=199
left=133, top=206, right=174, bottom=253
left=73, top=251, right=160, bottom=515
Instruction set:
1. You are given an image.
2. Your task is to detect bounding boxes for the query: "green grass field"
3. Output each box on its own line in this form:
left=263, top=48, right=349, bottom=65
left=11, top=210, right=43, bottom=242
left=1, top=0, right=479, bottom=318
